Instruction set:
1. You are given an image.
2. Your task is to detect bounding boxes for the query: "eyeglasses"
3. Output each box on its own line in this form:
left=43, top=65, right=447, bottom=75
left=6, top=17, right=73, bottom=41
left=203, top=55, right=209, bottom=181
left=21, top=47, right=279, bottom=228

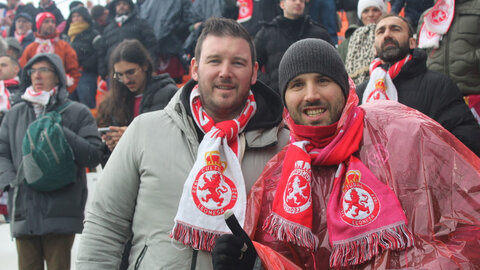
left=27, top=67, right=55, bottom=76
left=113, top=67, right=141, bottom=82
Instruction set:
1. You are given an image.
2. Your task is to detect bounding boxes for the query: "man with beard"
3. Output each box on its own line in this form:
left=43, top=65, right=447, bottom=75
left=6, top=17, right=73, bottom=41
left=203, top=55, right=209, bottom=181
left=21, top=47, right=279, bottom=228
left=211, top=38, right=480, bottom=270
left=19, top=12, right=81, bottom=94
left=76, top=18, right=288, bottom=269
left=356, top=14, right=480, bottom=156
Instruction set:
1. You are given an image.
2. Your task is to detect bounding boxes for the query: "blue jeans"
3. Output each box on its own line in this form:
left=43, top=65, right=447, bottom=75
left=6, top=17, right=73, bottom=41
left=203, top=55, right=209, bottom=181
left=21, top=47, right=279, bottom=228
left=308, top=0, right=338, bottom=45
left=70, top=71, right=97, bottom=109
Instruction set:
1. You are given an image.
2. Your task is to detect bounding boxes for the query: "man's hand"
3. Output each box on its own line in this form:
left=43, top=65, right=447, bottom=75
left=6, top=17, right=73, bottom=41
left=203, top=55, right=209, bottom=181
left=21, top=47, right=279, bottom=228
left=212, top=211, right=258, bottom=270
left=102, top=126, right=127, bottom=152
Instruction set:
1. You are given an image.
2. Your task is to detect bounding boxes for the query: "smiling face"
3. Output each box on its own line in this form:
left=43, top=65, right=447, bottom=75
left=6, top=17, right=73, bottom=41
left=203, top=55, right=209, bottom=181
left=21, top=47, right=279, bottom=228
left=374, top=16, right=416, bottom=64
left=285, top=73, right=345, bottom=126
left=280, top=0, right=305, bottom=20
left=191, top=35, right=258, bottom=123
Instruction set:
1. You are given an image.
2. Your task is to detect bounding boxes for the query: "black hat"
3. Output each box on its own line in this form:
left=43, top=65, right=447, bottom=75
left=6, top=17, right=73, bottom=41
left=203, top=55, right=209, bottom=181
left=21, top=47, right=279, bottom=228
left=16, top=12, right=34, bottom=23
left=278, top=38, right=349, bottom=104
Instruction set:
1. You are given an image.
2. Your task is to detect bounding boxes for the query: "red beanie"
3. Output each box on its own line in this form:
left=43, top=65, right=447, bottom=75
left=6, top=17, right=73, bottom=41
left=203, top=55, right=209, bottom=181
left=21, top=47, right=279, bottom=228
left=36, top=12, right=56, bottom=31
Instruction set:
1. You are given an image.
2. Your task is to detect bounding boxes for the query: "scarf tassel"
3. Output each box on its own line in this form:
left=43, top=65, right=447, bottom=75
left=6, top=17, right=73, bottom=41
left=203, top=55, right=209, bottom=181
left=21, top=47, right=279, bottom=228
left=171, top=222, right=219, bottom=252
left=329, top=222, right=414, bottom=267
left=263, top=212, right=319, bottom=250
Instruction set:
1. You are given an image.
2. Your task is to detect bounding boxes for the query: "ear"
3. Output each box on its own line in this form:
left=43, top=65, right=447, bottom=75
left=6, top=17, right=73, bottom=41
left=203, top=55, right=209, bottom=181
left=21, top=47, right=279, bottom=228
left=191, top=57, right=199, bottom=82
left=409, top=37, right=416, bottom=49
left=280, top=0, right=285, bottom=10
left=250, top=61, right=258, bottom=85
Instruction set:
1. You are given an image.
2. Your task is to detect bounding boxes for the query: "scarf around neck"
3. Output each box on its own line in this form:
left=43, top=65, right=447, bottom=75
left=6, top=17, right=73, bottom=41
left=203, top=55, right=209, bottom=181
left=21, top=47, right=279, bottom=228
left=68, top=21, right=90, bottom=41
left=263, top=81, right=413, bottom=267
left=362, top=54, right=411, bottom=104
left=34, top=33, right=59, bottom=54
left=418, top=0, right=455, bottom=49
left=171, top=85, right=257, bottom=251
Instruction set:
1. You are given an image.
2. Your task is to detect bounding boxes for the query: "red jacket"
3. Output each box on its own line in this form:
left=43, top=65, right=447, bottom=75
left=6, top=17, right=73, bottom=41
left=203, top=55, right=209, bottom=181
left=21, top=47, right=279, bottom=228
left=246, top=101, right=480, bottom=269
left=19, top=34, right=80, bottom=93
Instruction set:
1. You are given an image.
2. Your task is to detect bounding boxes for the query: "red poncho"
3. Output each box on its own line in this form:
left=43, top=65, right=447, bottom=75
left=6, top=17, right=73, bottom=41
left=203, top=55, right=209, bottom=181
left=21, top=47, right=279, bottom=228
left=245, top=100, right=480, bottom=269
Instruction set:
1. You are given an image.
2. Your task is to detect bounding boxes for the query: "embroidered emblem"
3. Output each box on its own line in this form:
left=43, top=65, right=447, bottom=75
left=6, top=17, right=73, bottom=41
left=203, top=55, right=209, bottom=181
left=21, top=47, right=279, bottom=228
left=192, top=151, right=237, bottom=216
left=283, top=160, right=312, bottom=214
left=341, top=170, right=380, bottom=226
left=366, top=78, right=389, bottom=102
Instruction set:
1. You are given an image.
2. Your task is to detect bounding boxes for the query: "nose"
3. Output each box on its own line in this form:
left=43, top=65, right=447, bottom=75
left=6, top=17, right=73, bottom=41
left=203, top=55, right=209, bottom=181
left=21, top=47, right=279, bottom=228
left=219, top=62, right=232, bottom=78
left=303, top=81, right=320, bottom=103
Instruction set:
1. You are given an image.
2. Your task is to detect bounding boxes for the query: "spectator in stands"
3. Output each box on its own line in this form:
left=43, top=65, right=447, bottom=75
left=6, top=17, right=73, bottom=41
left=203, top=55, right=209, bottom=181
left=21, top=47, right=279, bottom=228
left=5, top=37, right=22, bottom=59
left=97, top=0, right=157, bottom=78
left=96, top=39, right=177, bottom=157
left=0, top=53, right=102, bottom=270
left=341, top=0, right=386, bottom=85
left=37, top=0, right=64, bottom=25
left=357, top=14, right=480, bottom=156
left=255, top=0, right=331, bottom=94
left=139, top=0, right=192, bottom=83
left=8, top=12, right=35, bottom=50
left=307, top=0, right=339, bottom=44
left=64, top=6, right=99, bottom=109
left=19, top=12, right=81, bottom=94
left=90, top=4, right=109, bottom=34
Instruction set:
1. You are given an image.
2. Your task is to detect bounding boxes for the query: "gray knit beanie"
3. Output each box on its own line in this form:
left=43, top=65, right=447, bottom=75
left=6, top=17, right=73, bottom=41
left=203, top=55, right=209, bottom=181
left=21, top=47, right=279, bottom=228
left=279, top=38, right=349, bottom=104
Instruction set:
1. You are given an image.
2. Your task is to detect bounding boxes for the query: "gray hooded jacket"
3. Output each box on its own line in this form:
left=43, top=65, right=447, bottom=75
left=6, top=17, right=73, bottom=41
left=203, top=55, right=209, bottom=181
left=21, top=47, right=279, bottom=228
left=0, top=53, right=103, bottom=236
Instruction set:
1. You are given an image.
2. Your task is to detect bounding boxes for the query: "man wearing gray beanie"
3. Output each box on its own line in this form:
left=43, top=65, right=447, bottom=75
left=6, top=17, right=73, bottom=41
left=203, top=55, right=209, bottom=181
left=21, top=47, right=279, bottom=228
left=211, top=38, right=480, bottom=269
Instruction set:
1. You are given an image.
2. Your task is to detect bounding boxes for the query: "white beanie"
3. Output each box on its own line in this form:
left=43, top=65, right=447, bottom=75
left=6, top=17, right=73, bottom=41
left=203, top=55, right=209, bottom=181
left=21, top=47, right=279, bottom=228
left=357, top=0, right=387, bottom=19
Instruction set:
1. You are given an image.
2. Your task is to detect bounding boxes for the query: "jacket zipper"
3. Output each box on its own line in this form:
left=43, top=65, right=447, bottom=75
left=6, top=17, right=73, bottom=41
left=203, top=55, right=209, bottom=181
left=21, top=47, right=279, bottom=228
left=134, top=244, right=148, bottom=270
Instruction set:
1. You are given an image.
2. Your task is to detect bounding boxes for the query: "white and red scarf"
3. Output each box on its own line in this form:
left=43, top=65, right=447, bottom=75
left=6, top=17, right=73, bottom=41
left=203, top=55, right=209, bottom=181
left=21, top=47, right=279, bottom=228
left=418, top=0, right=455, bottom=48
left=171, top=85, right=257, bottom=251
left=35, top=35, right=58, bottom=54
left=362, top=54, right=411, bottom=104
left=21, top=85, right=56, bottom=106
left=263, top=83, right=413, bottom=267
left=0, top=77, right=19, bottom=112
left=237, top=0, right=253, bottom=23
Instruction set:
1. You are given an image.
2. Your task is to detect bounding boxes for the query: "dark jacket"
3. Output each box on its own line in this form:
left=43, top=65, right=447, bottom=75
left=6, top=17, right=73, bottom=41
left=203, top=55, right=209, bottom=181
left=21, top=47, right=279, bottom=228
left=0, top=53, right=103, bottom=237
left=356, top=49, right=480, bottom=156
left=420, top=0, right=480, bottom=95
left=38, top=1, right=64, bottom=24
left=391, top=0, right=433, bottom=28
left=98, top=7, right=157, bottom=77
left=64, top=6, right=99, bottom=74
left=254, top=15, right=332, bottom=94
left=139, top=0, right=192, bottom=55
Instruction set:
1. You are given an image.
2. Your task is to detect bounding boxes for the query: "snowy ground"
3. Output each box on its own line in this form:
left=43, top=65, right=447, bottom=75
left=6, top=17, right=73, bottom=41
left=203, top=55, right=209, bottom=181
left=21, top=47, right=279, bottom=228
left=0, top=169, right=102, bottom=270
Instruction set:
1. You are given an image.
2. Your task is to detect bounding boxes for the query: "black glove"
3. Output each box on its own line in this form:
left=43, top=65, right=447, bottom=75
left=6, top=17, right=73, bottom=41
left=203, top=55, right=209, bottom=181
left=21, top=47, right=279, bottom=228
left=212, top=211, right=258, bottom=270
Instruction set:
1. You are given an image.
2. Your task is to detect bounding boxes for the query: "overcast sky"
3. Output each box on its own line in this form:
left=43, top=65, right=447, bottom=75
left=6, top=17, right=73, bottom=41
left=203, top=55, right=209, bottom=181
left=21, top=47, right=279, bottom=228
left=0, top=0, right=109, bottom=18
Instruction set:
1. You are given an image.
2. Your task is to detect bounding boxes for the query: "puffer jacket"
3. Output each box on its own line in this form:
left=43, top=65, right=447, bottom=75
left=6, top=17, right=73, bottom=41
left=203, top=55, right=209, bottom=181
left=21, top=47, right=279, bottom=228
left=0, top=53, right=103, bottom=237
left=357, top=49, right=480, bottom=156
left=247, top=101, right=480, bottom=269
left=64, top=6, right=99, bottom=74
left=98, top=5, right=156, bottom=77
left=76, top=79, right=289, bottom=270
left=419, top=0, right=480, bottom=95
left=255, top=15, right=332, bottom=94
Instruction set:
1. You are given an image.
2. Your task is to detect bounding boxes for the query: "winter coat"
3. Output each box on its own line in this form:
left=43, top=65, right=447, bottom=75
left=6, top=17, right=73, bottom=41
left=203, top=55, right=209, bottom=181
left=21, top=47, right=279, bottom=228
left=356, top=49, right=480, bottom=156
left=391, top=0, right=433, bottom=28
left=0, top=53, right=103, bottom=237
left=419, top=0, right=480, bottom=95
left=64, top=6, right=99, bottom=74
left=97, top=9, right=157, bottom=77
left=246, top=101, right=480, bottom=269
left=139, top=0, right=192, bottom=55
left=76, top=79, right=290, bottom=270
left=336, top=0, right=358, bottom=11
left=255, top=15, right=332, bottom=94
left=37, top=2, right=64, bottom=24
left=19, top=35, right=81, bottom=94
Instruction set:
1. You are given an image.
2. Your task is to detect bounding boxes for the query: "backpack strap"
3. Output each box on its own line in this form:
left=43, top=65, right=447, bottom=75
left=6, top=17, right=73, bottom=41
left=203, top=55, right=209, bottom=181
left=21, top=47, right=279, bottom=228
left=53, top=100, right=73, bottom=114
